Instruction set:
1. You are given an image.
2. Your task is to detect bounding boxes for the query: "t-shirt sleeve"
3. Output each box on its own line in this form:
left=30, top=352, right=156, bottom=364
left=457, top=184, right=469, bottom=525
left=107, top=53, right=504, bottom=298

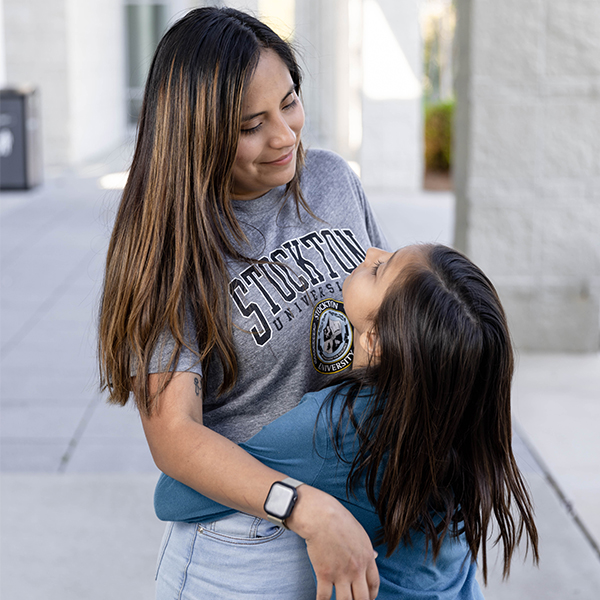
left=148, top=326, right=202, bottom=376
left=131, top=308, right=202, bottom=377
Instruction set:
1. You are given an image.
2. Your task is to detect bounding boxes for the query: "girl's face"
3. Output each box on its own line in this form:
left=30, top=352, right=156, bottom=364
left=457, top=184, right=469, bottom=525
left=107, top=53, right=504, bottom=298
left=343, top=246, right=425, bottom=364
left=231, top=49, right=305, bottom=200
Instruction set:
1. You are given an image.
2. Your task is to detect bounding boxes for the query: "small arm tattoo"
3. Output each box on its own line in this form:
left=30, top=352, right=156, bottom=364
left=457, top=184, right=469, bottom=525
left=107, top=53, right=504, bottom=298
left=194, top=377, right=201, bottom=396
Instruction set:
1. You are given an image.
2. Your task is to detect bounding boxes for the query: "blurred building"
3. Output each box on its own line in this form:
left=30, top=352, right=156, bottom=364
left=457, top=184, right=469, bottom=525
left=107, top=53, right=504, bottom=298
left=2, top=0, right=126, bottom=168
left=0, top=0, right=423, bottom=193
left=1, top=0, right=597, bottom=352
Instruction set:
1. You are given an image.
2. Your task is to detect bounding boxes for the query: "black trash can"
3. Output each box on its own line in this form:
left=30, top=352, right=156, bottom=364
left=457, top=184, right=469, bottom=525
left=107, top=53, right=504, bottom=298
left=0, top=87, right=43, bottom=190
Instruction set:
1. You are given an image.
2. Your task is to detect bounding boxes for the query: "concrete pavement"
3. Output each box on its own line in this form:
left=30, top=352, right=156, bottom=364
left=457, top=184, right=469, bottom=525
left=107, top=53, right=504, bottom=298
left=1, top=149, right=599, bottom=599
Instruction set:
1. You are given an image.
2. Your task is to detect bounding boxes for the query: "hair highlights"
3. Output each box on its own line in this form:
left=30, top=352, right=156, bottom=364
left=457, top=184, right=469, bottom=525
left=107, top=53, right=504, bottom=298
left=99, top=7, right=307, bottom=414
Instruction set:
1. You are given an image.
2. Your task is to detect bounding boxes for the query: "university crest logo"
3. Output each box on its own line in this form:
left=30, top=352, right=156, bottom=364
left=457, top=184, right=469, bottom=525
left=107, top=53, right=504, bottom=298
left=310, top=298, right=353, bottom=374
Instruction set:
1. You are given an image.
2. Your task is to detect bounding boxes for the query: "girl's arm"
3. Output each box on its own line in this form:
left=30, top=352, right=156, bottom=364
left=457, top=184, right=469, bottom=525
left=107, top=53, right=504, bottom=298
left=141, top=371, right=379, bottom=600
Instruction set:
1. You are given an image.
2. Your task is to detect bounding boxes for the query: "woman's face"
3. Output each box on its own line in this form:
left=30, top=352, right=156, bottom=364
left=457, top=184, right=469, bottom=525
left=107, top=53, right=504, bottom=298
left=231, top=49, right=305, bottom=200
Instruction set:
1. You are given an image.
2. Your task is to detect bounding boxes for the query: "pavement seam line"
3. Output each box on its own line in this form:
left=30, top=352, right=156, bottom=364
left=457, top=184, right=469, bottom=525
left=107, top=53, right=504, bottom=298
left=57, top=395, right=102, bottom=473
left=513, top=421, right=600, bottom=562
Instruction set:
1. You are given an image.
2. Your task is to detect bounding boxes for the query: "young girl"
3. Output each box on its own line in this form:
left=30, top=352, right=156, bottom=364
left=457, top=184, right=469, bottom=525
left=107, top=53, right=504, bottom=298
left=153, top=244, right=539, bottom=599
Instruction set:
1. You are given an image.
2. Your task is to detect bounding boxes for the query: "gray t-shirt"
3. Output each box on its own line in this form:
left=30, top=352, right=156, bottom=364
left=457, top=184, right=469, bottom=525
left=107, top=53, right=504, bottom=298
left=150, top=149, right=387, bottom=442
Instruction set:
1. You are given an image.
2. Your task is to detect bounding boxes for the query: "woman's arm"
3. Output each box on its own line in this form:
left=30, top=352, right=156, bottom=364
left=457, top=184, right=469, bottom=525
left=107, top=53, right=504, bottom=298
left=141, top=371, right=379, bottom=600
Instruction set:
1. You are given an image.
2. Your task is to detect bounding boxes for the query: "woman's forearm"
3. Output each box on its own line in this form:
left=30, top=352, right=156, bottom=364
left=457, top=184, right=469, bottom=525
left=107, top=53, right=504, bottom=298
left=141, top=372, right=285, bottom=517
left=146, top=414, right=288, bottom=516
left=141, top=371, right=379, bottom=600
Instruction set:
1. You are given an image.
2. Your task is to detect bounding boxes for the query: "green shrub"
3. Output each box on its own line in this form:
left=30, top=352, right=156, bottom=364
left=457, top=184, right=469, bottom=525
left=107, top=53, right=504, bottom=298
left=424, top=100, right=454, bottom=172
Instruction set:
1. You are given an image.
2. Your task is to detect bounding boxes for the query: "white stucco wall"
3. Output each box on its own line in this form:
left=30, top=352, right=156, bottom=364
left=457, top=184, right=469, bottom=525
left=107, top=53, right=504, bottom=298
left=454, top=0, right=600, bottom=351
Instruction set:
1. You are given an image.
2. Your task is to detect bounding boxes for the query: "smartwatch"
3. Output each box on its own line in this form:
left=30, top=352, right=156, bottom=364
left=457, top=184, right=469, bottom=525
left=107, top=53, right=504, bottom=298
left=263, top=477, right=304, bottom=528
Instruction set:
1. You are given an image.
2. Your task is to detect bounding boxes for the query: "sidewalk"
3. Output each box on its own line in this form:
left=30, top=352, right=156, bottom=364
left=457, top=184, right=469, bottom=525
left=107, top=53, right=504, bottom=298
left=1, top=151, right=600, bottom=599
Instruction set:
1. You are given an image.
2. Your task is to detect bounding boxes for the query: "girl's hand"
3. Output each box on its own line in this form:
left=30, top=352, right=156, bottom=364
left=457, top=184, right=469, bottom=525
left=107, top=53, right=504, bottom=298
left=286, top=485, right=380, bottom=600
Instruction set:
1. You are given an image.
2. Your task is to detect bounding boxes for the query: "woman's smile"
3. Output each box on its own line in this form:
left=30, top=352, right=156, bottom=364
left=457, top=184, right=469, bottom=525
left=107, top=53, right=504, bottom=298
left=263, top=149, right=295, bottom=166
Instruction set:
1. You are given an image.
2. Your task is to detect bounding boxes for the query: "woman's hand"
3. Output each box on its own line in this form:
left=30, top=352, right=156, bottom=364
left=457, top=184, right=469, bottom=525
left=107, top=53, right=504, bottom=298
left=286, top=485, right=380, bottom=600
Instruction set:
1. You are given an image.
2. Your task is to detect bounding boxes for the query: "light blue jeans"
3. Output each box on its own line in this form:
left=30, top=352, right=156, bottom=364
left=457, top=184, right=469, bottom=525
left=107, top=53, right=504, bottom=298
left=155, top=513, right=317, bottom=599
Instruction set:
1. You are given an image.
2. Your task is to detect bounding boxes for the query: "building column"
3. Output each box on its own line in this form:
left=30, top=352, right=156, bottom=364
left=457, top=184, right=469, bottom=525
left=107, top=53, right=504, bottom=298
left=0, top=0, right=7, bottom=87
left=3, top=0, right=125, bottom=168
left=295, top=0, right=422, bottom=192
left=360, top=0, right=423, bottom=194
left=454, top=0, right=600, bottom=351
left=294, top=0, right=359, bottom=166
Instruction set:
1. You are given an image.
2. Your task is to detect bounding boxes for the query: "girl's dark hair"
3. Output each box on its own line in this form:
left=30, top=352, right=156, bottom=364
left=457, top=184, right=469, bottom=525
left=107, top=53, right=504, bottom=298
left=98, top=7, right=308, bottom=414
left=328, top=244, right=539, bottom=583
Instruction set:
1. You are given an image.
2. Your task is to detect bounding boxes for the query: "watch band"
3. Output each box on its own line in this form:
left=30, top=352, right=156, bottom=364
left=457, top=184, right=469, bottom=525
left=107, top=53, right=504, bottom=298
left=281, top=477, right=304, bottom=489
left=281, top=478, right=304, bottom=529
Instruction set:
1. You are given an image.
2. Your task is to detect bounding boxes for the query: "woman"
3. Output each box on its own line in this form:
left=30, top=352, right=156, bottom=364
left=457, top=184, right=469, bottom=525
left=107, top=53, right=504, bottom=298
left=98, top=6, right=385, bottom=600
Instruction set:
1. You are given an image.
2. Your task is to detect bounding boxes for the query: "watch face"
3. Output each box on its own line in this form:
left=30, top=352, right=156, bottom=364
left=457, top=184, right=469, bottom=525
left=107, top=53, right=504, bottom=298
left=265, top=483, right=296, bottom=519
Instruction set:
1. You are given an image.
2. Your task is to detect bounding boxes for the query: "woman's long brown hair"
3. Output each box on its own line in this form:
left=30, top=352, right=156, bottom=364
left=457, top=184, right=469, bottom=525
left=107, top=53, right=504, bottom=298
left=98, top=8, right=309, bottom=414
left=326, top=244, right=539, bottom=583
